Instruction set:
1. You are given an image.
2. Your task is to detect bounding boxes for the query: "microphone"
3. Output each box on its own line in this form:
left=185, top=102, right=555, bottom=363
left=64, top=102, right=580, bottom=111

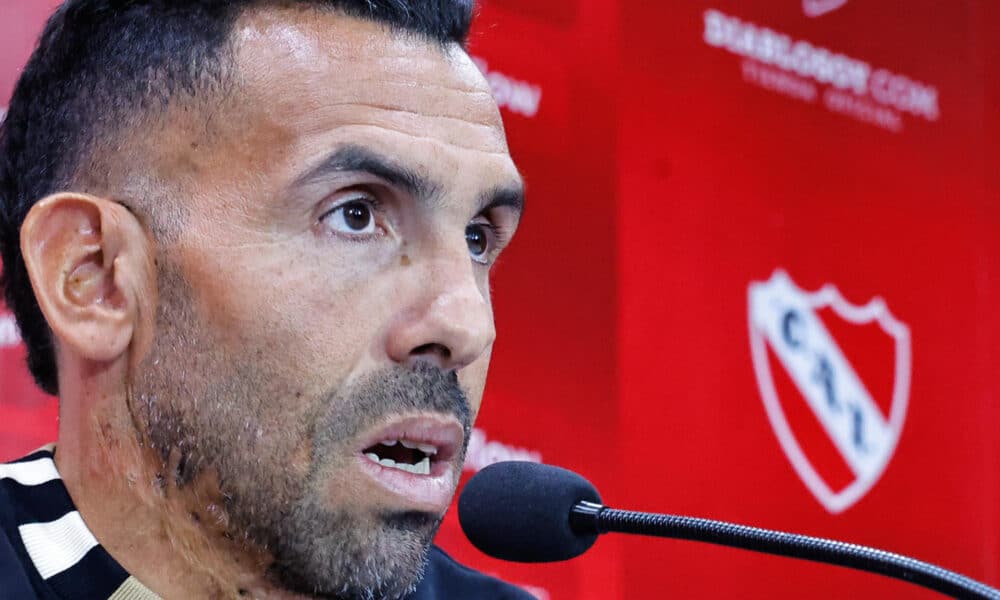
left=458, top=460, right=601, bottom=562
left=458, top=461, right=1000, bottom=600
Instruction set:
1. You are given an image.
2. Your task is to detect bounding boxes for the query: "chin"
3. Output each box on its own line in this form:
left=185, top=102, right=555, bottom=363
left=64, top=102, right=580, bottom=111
left=266, top=504, right=442, bottom=599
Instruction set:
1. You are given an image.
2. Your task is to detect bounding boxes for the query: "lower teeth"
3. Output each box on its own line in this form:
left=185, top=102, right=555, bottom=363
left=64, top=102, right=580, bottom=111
left=364, top=453, right=431, bottom=475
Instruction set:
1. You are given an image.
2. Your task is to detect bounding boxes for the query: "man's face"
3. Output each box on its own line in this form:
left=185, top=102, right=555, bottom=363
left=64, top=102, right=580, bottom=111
left=127, top=7, right=522, bottom=598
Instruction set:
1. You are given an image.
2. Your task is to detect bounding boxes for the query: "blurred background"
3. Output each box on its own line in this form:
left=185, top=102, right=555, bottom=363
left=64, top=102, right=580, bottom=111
left=1, top=1, right=998, bottom=598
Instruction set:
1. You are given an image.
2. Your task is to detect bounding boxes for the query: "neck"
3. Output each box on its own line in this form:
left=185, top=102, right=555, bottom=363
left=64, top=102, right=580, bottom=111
left=54, top=367, right=306, bottom=599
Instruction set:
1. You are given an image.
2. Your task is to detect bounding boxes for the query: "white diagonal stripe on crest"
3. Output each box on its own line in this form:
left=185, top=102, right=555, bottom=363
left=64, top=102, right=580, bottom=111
left=750, top=273, right=891, bottom=479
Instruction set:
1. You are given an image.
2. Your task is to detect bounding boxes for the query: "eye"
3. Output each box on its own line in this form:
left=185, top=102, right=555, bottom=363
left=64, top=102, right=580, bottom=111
left=321, top=198, right=377, bottom=235
left=466, top=221, right=495, bottom=264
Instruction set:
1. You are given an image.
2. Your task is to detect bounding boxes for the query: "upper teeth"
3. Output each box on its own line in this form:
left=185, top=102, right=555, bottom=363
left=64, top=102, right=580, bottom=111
left=383, top=439, right=438, bottom=456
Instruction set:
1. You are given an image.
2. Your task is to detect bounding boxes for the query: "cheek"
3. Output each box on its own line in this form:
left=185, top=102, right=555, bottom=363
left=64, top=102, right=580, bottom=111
left=460, top=349, right=493, bottom=420
left=176, top=241, right=384, bottom=395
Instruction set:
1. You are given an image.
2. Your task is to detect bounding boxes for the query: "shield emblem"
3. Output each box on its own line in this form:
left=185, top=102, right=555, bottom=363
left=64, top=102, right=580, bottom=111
left=748, top=270, right=911, bottom=513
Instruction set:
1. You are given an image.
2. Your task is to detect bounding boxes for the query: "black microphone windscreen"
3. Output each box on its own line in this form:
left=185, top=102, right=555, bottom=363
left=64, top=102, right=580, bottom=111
left=458, top=461, right=602, bottom=563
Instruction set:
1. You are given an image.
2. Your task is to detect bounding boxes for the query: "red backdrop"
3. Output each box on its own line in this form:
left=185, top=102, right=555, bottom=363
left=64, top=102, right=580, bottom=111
left=2, top=1, right=998, bottom=598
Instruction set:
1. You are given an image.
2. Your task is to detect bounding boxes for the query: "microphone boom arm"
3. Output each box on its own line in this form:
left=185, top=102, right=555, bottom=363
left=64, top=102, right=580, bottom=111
left=570, top=501, right=1000, bottom=600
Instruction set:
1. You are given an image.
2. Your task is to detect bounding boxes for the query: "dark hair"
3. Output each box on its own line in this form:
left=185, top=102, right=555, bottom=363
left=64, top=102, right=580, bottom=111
left=0, top=0, right=475, bottom=395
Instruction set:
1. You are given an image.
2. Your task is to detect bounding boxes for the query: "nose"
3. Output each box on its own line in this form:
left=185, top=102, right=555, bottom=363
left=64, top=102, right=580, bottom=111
left=385, top=257, right=496, bottom=372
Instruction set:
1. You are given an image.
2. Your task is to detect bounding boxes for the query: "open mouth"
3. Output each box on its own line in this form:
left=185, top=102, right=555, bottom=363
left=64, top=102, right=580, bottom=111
left=354, top=414, right=462, bottom=482
left=361, top=438, right=440, bottom=476
left=353, top=414, right=464, bottom=509
left=356, top=413, right=465, bottom=514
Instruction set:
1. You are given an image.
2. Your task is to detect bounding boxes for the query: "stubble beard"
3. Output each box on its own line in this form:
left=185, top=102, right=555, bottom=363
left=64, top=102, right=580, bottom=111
left=128, top=266, right=472, bottom=599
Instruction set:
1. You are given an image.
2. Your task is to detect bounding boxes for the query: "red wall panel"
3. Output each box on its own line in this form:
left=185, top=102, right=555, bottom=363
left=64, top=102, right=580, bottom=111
left=1, top=1, right=997, bottom=598
left=617, top=1, right=997, bottom=597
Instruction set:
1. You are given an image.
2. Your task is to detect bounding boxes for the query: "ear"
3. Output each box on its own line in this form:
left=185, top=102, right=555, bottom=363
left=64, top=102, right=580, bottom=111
left=20, top=193, right=155, bottom=365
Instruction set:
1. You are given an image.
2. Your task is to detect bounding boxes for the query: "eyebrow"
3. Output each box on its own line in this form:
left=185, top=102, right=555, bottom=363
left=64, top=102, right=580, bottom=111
left=293, top=144, right=438, bottom=200
left=477, top=184, right=525, bottom=217
left=293, top=144, right=525, bottom=216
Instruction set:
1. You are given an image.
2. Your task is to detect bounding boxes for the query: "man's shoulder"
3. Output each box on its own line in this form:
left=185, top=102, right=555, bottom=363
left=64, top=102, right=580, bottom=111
left=0, top=516, right=41, bottom=599
left=0, top=460, right=53, bottom=598
left=411, top=545, right=535, bottom=600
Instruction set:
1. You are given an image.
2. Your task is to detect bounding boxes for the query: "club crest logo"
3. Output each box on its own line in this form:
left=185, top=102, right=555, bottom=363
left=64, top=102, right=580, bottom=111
left=748, top=270, right=911, bottom=513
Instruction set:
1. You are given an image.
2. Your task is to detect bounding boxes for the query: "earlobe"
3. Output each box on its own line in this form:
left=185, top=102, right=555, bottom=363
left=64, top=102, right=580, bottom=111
left=21, top=193, right=153, bottom=364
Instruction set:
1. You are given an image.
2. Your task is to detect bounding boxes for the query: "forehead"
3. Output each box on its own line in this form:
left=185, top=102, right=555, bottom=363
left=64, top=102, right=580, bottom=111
left=229, top=7, right=511, bottom=158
